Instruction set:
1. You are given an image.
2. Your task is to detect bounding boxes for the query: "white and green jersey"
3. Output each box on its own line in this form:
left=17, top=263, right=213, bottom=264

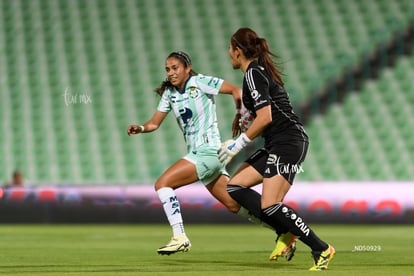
left=157, top=74, right=224, bottom=152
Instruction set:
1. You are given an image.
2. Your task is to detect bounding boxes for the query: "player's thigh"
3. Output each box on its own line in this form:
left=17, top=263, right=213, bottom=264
left=229, top=148, right=268, bottom=187
left=229, top=162, right=263, bottom=187
left=206, top=174, right=240, bottom=213
left=261, top=174, right=291, bottom=208
left=155, top=158, right=198, bottom=190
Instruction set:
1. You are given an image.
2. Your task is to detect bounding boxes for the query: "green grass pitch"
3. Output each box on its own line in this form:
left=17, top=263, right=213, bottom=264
left=0, top=224, right=413, bottom=275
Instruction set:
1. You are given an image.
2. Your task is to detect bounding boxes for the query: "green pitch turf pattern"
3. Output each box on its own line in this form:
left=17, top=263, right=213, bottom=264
left=0, top=224, right=413, bottom=275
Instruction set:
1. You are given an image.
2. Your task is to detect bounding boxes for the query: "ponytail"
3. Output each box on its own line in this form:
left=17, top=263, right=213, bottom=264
left=256, top=38, right=284, bottom=87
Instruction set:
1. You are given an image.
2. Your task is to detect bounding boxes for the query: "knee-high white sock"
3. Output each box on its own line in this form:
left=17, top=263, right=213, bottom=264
left=157, top=187, right=185, bottom=236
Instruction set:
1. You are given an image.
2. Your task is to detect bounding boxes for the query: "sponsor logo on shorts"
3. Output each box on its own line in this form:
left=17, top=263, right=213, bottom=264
left=267, top=154, right=304, bottom=175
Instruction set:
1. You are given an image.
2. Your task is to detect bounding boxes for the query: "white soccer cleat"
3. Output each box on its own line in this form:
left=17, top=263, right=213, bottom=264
left=157, top=234, right=192, bottom=255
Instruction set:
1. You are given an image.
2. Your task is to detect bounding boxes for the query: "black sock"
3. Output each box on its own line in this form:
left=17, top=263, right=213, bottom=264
left=227, top=185, right=289, bottom=235
left=262, top=202, right=328, bottom=252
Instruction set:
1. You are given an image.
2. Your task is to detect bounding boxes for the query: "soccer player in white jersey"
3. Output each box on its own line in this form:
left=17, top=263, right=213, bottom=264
left=127, top=51, right=296, bottom=257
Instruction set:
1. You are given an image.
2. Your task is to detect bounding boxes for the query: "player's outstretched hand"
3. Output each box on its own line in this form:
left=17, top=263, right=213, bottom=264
left=218, top=133, right=252, bottom=165
left=218, top=139, right=237, bottom=165
left=127, top=125, right=143, bottom=136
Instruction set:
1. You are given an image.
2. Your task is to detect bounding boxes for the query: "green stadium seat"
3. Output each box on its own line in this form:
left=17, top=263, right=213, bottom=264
left=305, top=54, right=414, bottom=181
left=1, top=0, right=413, bottom=184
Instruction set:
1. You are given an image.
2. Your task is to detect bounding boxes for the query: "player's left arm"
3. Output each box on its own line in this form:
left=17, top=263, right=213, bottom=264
left=218, top=80, right=242, bottom=109
left=218, top=80, right=243, bottom=137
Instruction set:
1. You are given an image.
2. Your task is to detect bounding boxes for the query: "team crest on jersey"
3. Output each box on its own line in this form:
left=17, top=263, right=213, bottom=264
left=188, top=86, right=199, bottom=98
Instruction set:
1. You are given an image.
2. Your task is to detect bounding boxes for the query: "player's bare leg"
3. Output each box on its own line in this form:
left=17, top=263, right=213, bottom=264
left=155, top=159, right=197, bottom=255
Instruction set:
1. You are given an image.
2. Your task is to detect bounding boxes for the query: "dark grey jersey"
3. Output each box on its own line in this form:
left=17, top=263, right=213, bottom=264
left=242, top=60, right=308, bottom=146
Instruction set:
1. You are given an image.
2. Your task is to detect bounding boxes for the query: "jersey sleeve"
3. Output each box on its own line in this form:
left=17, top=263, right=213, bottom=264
left=246, top=68, right=270, bottom=110
left=157, top=89, right=171, bottom=113
left=194, top=74, right=224, bottom=95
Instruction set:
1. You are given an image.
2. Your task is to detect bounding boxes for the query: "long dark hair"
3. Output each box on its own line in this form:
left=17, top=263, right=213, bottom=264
left=231, top=28, right=284, bottom=87
left=154, top=51, right=197, bottom=95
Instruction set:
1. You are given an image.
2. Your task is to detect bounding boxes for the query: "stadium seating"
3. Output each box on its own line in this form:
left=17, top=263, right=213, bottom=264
left=0, top=0, right=413, bottom=184
left=302, top=55, right=414, bottom=181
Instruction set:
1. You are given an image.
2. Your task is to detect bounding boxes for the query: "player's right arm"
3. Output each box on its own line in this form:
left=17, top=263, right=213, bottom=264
left=127, top=110, right=168, bottom=135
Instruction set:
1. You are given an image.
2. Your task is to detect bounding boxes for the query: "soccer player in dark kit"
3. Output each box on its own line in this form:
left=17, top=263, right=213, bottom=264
left=219, top=28, right=335, bottom=271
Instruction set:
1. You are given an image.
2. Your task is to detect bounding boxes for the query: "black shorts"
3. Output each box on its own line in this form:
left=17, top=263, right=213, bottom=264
left=245, top=141, right=309, bottom=185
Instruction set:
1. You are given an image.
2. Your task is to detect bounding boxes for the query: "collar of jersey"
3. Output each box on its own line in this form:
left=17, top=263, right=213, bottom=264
left=175, top=75, right=192, bottom=94
left=248, top=59, right=259, bottom=70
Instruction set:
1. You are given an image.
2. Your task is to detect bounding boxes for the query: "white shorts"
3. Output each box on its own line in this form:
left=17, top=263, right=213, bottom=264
left=184, top=144, right=229, bottom=185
